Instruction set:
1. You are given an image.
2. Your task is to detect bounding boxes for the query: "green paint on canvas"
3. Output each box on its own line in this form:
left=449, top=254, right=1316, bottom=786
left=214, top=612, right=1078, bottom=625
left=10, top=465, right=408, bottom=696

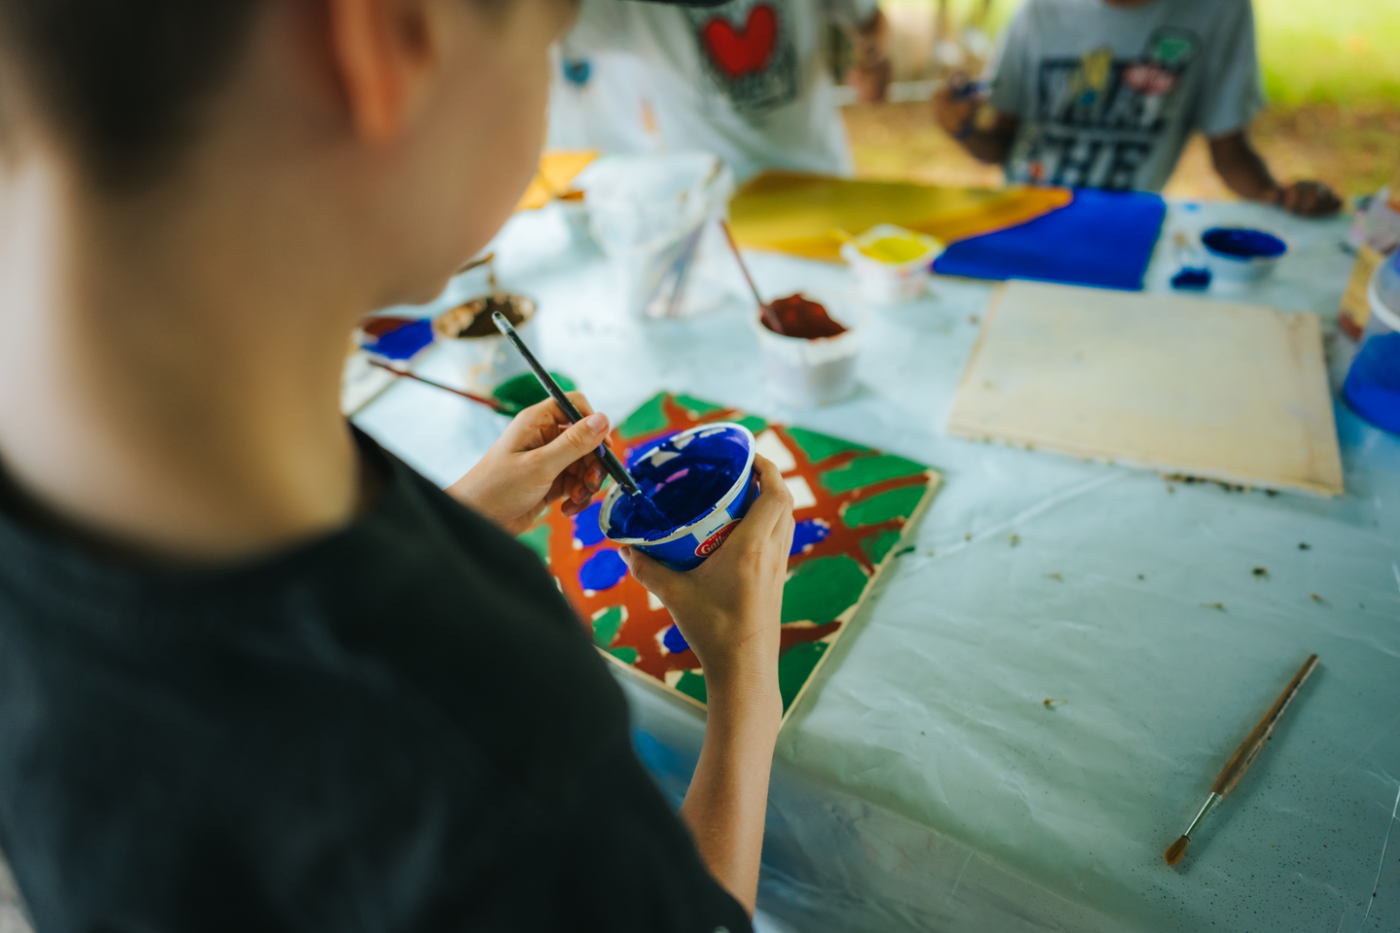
left=819, top=454, right=927, bottom=493
left=675, top=671, right=708, bottom=705
left=591, top=607, right=625, bottom=649
left=778, top=642, right=828, bottom=712
left=673, top=394, right=728, bottom=418
left=844, top=485, right=926, bottom=528
left=734, top=415, right=768, bottom=437
left=781, top=555, right=868, bottom=624
left=491, top=372, right=576, bottom=415
left=861, top=530, right=902, bottom=565
left=618, top=394, right=670, bottom=440
left=518, top=524, right=552, bottom=565
left=608, top=647, right=639, bottom=665
left=785, top=427, right=871, bottom=464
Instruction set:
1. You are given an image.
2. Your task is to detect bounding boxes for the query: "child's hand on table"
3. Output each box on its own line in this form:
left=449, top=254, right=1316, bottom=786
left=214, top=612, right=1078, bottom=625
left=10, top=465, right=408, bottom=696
left=447, top=393, right=607, bottom=537
left=1268, top=180, right=1341, bottom=218
left=931, top=74, right=980, bottom=139
left=621, top=456, right=795, bottom=717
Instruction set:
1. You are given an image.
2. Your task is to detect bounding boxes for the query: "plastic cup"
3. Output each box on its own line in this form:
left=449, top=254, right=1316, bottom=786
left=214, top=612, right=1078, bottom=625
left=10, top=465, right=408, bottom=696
left=840, top=224, right=943, bottom=305
left=1342, top=250, right=1400, bottom=434
left=599, top=423, right=758, bottom=572
left=754, top=292, right=863, bottom=408
left=432, top=294, right=536, bottom=393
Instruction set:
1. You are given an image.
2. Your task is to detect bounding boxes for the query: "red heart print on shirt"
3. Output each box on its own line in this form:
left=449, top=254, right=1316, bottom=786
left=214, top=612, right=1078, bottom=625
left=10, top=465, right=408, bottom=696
left=702, top=4, right=778, bottom=80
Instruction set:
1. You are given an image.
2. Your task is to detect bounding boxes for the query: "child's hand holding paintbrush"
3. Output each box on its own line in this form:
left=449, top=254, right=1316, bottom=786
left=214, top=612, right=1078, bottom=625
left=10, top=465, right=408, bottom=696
left=447, top=393, right=610, bottom=536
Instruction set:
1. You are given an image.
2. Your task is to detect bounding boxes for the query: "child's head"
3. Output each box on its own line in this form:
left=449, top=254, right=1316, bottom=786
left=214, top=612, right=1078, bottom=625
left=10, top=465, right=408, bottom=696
left=0, top=0, right=577, bottom=307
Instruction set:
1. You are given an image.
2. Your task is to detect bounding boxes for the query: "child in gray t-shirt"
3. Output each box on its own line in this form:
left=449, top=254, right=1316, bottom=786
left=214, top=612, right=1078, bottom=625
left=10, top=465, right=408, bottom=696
left=933, top=0, right=1339, bottom=216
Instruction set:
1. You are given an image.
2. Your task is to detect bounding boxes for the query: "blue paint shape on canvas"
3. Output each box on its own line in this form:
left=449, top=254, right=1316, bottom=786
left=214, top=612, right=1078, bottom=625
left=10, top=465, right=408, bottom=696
left=1202, top=227, right=1286, bottom=259
left=790, top=518, right=831, bottom=556
left=580, top=550, right=629, bottom=592
left=573, top=501, right=606, bottom=547
left=662, top=624, right=690, bottom=654
left=932, top=188, right=1166, bottom=291
left=363, top=318, right=434, bottom=361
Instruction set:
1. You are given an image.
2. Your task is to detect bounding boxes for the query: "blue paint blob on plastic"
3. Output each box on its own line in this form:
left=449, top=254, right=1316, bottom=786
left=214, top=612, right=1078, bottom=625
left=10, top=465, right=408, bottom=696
left=363, top=318, right=434, bottom=361
left=1171, top=267, right=1211, bottom=290
left=1202, top=227, right=1287, bottom=260
left=573, top=501, right=606, bottom=548
left=790, top=518, right=831, bottom=556
left=562, top=58, right=592, bottom=87
left=662, top=624, right=691, bottom=654
left=610, top=429, right=750, bottom=542
left=579, top=550, right=629, bottom=592
left=1343, top=332, right=1400, bottom=435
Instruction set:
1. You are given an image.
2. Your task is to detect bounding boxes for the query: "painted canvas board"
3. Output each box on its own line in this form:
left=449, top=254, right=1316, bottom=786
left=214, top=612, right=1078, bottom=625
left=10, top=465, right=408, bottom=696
left=520, top=393, right=942, bottom=722
left=947, top=281, right=1344, bottom=496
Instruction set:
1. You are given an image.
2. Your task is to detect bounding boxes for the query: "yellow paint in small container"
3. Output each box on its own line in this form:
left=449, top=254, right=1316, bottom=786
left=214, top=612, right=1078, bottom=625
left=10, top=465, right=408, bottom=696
left=838, top=224, right=944, bottom=305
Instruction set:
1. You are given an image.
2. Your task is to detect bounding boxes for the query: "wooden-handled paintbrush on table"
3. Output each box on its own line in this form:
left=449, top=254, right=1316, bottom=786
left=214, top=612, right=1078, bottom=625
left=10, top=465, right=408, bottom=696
left=1165, top=653, right=1320, bottom=865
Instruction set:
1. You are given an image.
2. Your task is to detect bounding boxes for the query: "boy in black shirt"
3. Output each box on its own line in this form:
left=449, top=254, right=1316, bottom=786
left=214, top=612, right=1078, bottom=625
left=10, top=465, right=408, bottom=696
left=0, top=0, right=795, bottom=929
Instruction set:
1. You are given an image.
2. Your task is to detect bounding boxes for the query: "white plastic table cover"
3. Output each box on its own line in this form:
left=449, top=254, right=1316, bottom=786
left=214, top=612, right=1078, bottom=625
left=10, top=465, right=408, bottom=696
left=354, top=200, right=1400, bottom=933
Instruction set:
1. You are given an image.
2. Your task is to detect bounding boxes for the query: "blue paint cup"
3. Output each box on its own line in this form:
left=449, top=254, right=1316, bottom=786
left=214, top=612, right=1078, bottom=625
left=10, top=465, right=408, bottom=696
left=1200, top=227, right=1287, bottom=286
left=599, top=423, right=758, bottom=572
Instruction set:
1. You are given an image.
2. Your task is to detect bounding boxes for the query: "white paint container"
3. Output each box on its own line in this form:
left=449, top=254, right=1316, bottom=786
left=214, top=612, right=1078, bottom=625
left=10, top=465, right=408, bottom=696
left=432, top=295, right=537, bottom=393
left=839, top=224, right=943, bottom=305
left=754, top=293, right=864, bottom=408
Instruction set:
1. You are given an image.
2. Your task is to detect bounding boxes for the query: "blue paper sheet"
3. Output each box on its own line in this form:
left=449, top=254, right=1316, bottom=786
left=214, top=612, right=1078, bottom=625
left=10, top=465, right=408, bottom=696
left=932, top=188, right=1166, bottom=291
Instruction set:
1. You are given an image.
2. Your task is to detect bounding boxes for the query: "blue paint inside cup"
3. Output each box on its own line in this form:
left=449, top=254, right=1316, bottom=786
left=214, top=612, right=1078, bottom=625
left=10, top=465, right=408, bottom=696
left=609, top=429, right=750, bottom=541
left=1201, top=228, right=1287, bottom=260
left=1343, top=332, right=1400, bottom=435
left=600, top=423, right=758, bottom=572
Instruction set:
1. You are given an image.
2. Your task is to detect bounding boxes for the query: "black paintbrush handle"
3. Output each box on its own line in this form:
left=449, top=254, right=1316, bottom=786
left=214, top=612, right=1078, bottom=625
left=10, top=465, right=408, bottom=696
left=491, top=312, right=641, bottom=496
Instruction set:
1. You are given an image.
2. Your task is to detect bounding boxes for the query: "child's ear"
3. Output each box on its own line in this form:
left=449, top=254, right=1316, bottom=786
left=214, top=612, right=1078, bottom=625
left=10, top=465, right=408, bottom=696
left=326, top=0, right=438, bottom=142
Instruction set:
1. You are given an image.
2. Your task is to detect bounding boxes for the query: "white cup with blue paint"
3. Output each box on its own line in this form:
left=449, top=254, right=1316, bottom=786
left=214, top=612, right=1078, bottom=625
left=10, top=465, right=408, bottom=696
left=1200, top=227, right=1287, bottom=287
left=599, top=423, right=759, bottom=572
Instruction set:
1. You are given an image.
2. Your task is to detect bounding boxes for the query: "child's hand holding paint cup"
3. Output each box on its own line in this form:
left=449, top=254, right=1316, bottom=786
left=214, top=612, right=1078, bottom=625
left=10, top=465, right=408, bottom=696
left=447, top=392, right=608, bottom=536
left=620, top=456, right=794, bottom=702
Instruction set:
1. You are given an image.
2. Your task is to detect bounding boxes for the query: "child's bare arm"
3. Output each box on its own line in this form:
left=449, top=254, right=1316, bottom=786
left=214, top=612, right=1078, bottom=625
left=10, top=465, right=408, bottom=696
left=1208, top=132, right=1341, bottom=217
left=932, top=82, right=1019, bottom=165
left=844, top=9, right=890, bottom=104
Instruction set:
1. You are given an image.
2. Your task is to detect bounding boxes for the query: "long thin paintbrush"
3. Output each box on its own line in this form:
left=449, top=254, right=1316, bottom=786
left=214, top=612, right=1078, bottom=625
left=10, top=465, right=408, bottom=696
left=1164, top=653, right=1320, bottom=865
left=719, top=219, right=785, bottom=335
left=368, top=359, right=511, bottom=414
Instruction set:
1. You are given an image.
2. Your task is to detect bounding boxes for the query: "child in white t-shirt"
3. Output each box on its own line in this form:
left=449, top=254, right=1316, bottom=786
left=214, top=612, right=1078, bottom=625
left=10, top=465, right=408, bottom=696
left=933, top=0, right=1339, bottom=216
left=555, top=0, right=890, bottom=181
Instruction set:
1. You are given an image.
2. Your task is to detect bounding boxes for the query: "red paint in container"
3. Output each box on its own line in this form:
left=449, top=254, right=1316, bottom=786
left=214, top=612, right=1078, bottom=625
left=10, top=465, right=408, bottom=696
left=761, top=295, right=848, bottom=340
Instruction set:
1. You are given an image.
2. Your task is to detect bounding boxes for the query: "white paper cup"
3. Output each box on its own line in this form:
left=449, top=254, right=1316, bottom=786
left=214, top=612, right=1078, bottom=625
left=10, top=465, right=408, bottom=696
left=754, top=292, right=863, bottom=408
left=432, top=294, right=537, bottom=393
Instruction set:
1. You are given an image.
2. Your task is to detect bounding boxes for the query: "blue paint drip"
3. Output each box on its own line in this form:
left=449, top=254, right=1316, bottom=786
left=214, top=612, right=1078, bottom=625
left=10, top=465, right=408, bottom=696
left=579, top=550, right=629, bottom=592
left=610, top=429, right=749, bottom=542
left=662, top=624, right=690, bottom=654
left=1202, top=227, right=1286, bottom=259
left=790, top=518, right=831, bottom=556
left=1171, top=267, right=1211, bottom=290
left=573, top=501, right=606, bottom=547
left=562, top=58, right=592, bottom=87
left=1343, top=332, right=1400, bottom=435
left=363, top=319, right=434, bottom=361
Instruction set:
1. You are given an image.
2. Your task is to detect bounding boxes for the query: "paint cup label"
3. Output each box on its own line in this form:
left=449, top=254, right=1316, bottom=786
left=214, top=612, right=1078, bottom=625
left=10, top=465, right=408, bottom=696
left=696, top=520, right=741, bottom=558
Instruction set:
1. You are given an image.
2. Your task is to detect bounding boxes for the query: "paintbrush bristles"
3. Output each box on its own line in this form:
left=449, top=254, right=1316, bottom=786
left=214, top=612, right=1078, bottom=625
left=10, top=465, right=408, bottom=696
left=1164, top=835, right=1190, bottom=865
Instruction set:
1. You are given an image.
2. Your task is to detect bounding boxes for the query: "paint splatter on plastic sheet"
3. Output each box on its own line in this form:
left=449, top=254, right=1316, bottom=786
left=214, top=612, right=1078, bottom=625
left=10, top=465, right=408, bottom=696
left=522, top=392, right=942, bottom=721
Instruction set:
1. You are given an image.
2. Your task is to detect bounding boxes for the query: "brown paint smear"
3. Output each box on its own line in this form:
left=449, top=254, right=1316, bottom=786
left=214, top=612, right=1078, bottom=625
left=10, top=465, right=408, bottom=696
left=762, top=294, right=848, bottom=340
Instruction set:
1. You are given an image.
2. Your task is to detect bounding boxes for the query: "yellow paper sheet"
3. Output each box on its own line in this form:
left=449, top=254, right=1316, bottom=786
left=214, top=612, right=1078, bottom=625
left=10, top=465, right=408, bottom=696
left=515, top=149, right=599, bottom=212
left=728, top=172, right=1073, bottom=261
